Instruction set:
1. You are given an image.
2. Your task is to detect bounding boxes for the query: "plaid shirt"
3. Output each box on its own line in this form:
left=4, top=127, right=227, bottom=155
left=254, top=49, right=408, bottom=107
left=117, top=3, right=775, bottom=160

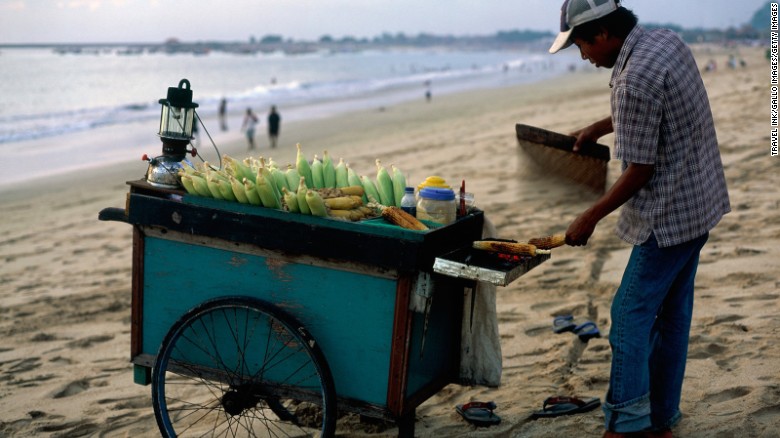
left=610, top=26, right=730, bottom=247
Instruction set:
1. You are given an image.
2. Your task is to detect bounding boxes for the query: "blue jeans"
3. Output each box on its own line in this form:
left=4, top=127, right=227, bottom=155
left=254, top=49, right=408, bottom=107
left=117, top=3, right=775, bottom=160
left=603, top=232, right=709, bottom=433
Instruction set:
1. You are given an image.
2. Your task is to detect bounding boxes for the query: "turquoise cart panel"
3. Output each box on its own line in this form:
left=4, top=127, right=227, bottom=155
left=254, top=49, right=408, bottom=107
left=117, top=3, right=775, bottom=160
left=141, top=236, right=397, bottom=405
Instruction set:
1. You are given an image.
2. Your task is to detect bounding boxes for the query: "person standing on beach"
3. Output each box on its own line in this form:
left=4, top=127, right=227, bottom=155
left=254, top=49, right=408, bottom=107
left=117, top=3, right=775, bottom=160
left=241, top=108, right=259, bottom=151
left=219, top=98, right=228, bottom=131
left=549, top=1, right=730, bottom=437
left=267, top=105, right=281, bottom=149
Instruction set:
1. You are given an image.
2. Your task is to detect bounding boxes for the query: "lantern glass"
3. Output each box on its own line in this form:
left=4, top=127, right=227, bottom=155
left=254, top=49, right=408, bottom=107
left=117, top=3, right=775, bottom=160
left=159, top=103, right=194, bottom=141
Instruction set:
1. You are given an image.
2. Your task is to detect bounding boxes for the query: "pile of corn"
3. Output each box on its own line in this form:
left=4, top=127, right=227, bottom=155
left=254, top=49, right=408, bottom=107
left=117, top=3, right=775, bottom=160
left=178, top=143, right=414, bottom=224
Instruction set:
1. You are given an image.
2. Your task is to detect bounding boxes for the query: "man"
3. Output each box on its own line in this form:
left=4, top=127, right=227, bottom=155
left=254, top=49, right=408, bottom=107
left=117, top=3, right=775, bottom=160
left=267, top=105, right=281, bottom=149
left=549, top=1, right=730, bottom=437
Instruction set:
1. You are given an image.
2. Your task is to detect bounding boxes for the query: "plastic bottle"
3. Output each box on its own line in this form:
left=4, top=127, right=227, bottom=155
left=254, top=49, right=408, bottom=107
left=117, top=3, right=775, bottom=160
left=400, top=187, right=417, bottom=217
left=416, top=187, right=456, bottom=225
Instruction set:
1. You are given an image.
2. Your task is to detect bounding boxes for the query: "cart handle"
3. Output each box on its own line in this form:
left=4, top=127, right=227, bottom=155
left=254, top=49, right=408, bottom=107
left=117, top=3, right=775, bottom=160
left=98, top=207, right=129, bottom=224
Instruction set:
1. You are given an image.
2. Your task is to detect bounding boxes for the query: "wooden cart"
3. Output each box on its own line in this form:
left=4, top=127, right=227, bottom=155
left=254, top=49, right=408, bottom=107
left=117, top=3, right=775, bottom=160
left=99, top=181, right=547, bottom=437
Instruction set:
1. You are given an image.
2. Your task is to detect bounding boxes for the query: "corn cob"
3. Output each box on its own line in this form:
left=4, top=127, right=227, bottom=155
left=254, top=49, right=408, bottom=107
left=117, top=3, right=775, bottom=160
left=391, top=164, right=407, bottom=207
left=296, top=143, right=313, bottom=188
left=243, top=178, right=262, bottom=205
left=375, top=159, right=395, bottom=206
left=361, top=175, right=381, bottom=204
left=346, top=164, right=362, bottom=187
left=339, top=185, right=365, bottom=197
left=316, top=187, right=343, bottom=198
left=271, top=166, right=289, bottom=192
left=179, top=174, right=198, bottom=195
left=258, top=158, right=281, bottom=200
left=285, top=164, right=301, bottom=191
left=256, top=172, right=281, bottom=209
left=311, top=154, right=325, bottom=189
left=324, top=195, right=363, bottom=210
left=229, top=175, right=249, bottom=203
left=335, top=157, right=349, bottom=188
left=527, top=234, right=566, bottom=249
left=328, top=208, right=369, bottom=221
left=216, top=179, right=237, bottom=202
left=472, top=240, right=550, bottom=256
left=323, top=150, right=336, bottom=188
left=204, top=171, right=224, bottom=199
left=305, top=189, right=328, bottom=217
left=281, top=187, right=299, bottom=213
left=381, top=206, right=429, bottom=231
left=189, top=173, right=212, bottom=197
left=296, top=176, right=311, bottom=215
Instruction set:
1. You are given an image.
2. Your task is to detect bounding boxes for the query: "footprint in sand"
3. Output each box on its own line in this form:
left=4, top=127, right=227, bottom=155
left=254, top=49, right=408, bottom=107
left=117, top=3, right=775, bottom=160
left=52, top=378, right=90, bottom=398
left=706, top=386, right=752, bottom=404
left=65, top=334, right=114, bottom=349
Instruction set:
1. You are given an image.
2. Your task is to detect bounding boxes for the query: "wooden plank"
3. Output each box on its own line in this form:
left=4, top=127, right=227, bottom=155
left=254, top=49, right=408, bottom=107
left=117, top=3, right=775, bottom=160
left=130, top=226, right=145, bottom=360
left=386, top=274, right=414, bottom=416
left=516, top=123, right=610, bottom=193
left=126, top=192, right=484, bottom=273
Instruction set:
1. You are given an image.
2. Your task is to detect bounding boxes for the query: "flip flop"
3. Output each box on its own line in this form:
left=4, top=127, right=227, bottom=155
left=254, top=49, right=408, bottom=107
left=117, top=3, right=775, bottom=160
left=455, top=401, right=501, bottom=427
left=552, top=315, right=576, bottom=333
left=530, top=396, right=601, bottom=419
left=573, top=321, right=601, bottom=343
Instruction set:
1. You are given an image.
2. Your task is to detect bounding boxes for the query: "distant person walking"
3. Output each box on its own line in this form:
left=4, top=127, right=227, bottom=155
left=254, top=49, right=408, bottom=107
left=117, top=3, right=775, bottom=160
left=219, top=98, right=228, bottom=131
left=424, top=80, right=432, bottom=102
left=241, top=108, right=259, bottom=151
left=267, top=105, right=281, bottom=149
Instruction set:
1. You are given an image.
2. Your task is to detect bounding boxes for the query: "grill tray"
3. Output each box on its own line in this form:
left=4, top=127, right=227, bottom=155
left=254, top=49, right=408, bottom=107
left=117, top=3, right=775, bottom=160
left=433, top=246, right=549, bottom=286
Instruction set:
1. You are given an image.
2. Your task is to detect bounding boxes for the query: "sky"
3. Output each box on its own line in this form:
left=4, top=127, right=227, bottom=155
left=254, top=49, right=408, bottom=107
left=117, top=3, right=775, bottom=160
left=0, top=0, right=770, bottom=44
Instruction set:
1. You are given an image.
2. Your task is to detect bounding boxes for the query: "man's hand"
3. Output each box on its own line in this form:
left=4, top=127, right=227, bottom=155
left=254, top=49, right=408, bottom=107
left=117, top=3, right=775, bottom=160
left=566, top=210, right=598, bottom=246
left=570, top=116, right=613, bottom=152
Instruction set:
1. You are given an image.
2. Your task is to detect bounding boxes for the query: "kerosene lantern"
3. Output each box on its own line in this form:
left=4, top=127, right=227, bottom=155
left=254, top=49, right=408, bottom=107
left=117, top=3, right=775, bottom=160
left=144, top=78, right=199, bottom=188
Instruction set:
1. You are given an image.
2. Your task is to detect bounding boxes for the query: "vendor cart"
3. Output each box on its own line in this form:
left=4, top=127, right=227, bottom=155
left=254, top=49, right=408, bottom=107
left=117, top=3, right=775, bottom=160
left=99, top=180, right=548, bottom=437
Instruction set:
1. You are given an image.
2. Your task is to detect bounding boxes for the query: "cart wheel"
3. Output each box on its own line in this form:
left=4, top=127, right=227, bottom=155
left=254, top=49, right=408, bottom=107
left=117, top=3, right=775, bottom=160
left=152, top=296, right=337, bottom=437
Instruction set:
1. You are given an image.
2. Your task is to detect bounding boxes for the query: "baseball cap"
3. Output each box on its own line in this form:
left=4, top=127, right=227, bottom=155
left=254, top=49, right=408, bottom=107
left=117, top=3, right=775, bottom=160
left=549, top=0, right=620, bottom=54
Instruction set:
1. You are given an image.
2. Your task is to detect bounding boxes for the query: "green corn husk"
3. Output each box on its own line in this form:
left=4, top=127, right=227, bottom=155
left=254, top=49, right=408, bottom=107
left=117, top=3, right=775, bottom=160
left=296, top=143, right=313, bottom=188
left=322, top=150, right=336, bottom=188
left=361, top=175, right=381, bottom=204
left=296, top=176, right=311, bottom=215
left=391, top=164, right=407, bottom=207
left=229, top=175, right=249, bottom=203
left=271, top=167, right=289, bottom=192
left=335, top=157, right=348, bottom=188
left=243, top=178, right=262, bottom=206
left=311, top=154, right=325, bottom=189
left=180, top=174, right=198, bottom=195
left=285, top=164, right=301, bottom=191
left=305, top=189, right=328, bottom=217
left=190, top=174, right=212, bottom=197
left=257, top=173, right=281, bottom=209
left=282, top=187, right=299, bottom=213
left=375, top=159, right=394, bottom=206
left=216, top=179, right=237, bottom=202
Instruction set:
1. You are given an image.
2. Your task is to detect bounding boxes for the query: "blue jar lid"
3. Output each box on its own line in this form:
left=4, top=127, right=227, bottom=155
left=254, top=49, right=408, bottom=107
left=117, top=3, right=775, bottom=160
left=419, top=187, right=455, bottom=201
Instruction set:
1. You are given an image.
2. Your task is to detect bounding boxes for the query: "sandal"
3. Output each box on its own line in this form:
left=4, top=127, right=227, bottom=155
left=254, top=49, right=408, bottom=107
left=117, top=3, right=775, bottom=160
left=455, top=401, right=501, bottom=427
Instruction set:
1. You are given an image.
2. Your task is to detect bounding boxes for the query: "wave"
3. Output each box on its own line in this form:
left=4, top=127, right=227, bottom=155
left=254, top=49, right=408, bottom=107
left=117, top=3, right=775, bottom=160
left=0, top=51, right=566, bottom=145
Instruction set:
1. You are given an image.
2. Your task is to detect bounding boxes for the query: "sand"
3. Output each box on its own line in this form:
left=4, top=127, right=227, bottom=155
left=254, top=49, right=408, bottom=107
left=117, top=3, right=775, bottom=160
left=1, top=45, right=777, bottom=437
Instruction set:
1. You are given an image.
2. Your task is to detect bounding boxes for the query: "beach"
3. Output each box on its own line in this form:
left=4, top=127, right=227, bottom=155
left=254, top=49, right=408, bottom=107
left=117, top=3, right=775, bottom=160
left=1, top=44, right=777, bottom=437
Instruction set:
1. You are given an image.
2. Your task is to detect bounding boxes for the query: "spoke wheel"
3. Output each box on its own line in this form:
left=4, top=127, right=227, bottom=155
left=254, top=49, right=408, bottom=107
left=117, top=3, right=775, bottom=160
left=152, top=296, right=337, bottom=437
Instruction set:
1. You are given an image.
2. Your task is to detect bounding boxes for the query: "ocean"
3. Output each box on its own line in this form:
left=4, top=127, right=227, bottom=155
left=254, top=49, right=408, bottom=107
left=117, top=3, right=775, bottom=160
left=0, top=46, right=579, bottom=187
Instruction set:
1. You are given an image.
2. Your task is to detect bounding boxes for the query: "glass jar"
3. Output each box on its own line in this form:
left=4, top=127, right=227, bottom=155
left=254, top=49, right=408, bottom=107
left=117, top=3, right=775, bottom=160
left=416, top=187, right=456, bottom=225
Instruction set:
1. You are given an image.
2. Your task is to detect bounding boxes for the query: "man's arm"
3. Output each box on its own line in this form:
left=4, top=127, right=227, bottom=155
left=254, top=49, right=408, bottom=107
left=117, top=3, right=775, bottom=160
left=566, top=162, right=654, bottom=246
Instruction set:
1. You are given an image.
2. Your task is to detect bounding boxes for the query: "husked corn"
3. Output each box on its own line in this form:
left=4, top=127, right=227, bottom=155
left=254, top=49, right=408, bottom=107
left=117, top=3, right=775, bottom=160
left=527, top=234, right=566, bottom=249
left=472, top=241, right=550, bottom=256
left=382, top=206, right=429, bottom=231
